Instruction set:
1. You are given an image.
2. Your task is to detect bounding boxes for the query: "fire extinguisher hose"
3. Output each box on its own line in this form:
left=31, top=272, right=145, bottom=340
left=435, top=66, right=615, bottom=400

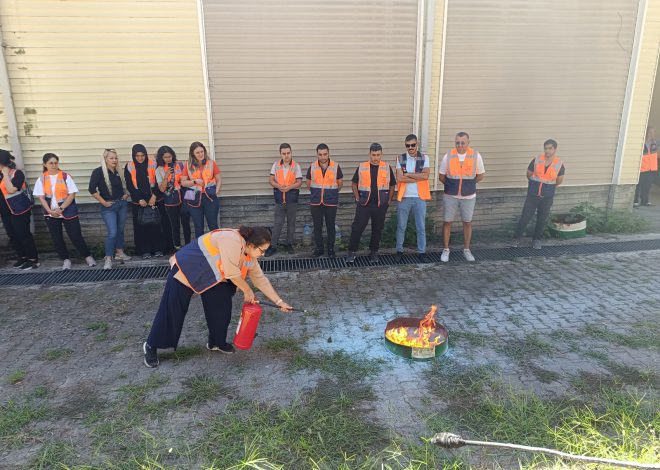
left=258, top=300, right=308, bottom=313
left=430, top=432, right=660, bottom=469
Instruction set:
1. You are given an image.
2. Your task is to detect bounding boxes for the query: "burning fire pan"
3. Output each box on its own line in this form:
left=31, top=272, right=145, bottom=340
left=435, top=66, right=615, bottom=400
left=384, top=306, right=449, bottom=361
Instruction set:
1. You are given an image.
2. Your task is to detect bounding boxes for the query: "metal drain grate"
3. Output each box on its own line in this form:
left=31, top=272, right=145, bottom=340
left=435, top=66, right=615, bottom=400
left=1, top=238, right=658, bottom=287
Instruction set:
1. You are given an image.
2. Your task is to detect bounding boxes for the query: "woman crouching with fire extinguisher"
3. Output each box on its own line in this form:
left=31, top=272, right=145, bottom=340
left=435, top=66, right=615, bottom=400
left=142, top=225, right=293, bottom=368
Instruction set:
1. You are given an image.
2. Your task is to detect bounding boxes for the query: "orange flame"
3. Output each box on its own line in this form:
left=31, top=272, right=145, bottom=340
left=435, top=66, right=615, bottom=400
left=385, top=305, right=443, bottom=348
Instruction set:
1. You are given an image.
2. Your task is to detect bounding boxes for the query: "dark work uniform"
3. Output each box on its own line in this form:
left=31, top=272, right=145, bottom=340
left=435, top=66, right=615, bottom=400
left=306, top=165, right=343, bottom=254
left=0, top=170, right=38, bottom=262
left=348, top=164, right=396, bottom=253
left=634, top=141, right=657, bottom=205
left=513, top=159, right=566, bottom=240
left=125, top=162, right=164, bottom=255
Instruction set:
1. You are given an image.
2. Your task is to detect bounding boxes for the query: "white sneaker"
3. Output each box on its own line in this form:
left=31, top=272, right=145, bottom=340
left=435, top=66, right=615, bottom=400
left=85, top=256, right=97, bottom=267
left=103, top=257, right=113, bottom=270
left=463, top=249, right=475, bottom=262
left=62, top=259, right=72, bottom=270
left=441, top=249, right=450, bottom=262
left=115, top=251, right=131, bottom=261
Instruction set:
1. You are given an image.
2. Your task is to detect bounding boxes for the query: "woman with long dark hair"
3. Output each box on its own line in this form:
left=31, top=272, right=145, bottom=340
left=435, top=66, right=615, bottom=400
left=155, top=146, right=188, bottom=250
left=125, top=144, right=163, bottom=258
left=142, top=226, right=293, bottom=367
left=34, top=153, right=96, bottom=269
left=0, top=149, right=39, bottom=269
left=180, top=142, right=221, bottom=237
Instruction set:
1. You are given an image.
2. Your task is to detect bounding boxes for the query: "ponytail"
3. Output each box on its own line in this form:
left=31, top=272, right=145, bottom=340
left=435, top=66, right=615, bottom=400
left=239, top=226, right=271, bottom=246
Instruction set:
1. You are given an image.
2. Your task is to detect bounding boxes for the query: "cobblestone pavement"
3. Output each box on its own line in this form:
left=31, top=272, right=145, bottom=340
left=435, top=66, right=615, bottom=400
left=0, top=249, right=659, bottom=467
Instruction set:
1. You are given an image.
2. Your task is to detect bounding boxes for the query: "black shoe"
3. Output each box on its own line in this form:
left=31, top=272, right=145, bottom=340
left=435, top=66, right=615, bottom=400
left=346, top=252, right=356, bottom=263
left=206, top=343, right=235, bottom=354
left=418, top=253, right=429, bottom=263
left=154, top=251, right=164, bottom=258
left=395, top=252, right=403, bottom=262
left=284, top=244, right=294, bottom=254
left=12, top=259, right=27, bottom=268
left=327, top=249, right=336, bottom=258
left=369, top=252, right=379, bottom=264
left=143, top=342, right=159, bottom=368
left=20, top=261, right=39, bottom=270
left=313, top=249, right=324, bottom=257
left=265, top=247, right=277, bottom=257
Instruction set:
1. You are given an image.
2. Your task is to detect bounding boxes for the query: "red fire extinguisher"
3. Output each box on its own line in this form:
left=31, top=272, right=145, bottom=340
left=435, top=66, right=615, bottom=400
left=233, top=302, right=263, bottom=350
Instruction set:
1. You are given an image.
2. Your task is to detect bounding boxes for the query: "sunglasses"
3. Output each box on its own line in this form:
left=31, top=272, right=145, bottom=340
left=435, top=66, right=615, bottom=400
left=405, top=143, right=417, bottom=148
left=455, top=142, right=467, bottom=146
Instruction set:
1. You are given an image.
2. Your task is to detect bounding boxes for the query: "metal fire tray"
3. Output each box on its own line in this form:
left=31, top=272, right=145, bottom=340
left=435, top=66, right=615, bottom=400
left=384, top=317, right=449, bottom=361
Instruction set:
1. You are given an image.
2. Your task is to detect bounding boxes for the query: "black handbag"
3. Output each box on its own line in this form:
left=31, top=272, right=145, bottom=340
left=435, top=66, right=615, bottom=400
left=137, top=205, right=161, bottom=226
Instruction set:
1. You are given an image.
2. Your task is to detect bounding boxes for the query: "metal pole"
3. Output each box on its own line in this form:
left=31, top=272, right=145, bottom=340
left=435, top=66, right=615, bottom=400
left=196, top=0, right=216, bottom=161
left=0, top=23, right=23, bottom=168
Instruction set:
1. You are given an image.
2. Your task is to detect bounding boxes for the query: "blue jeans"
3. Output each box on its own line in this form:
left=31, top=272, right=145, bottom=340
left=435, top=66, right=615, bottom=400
left=100, top=200, right=128, bottom=257
left=188, top=196, right=219, bottom=238
left=396, top=197, right=426, bottom=253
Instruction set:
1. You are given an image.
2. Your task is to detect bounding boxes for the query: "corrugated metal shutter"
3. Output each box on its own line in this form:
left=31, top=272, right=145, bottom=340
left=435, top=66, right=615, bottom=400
left=437, top=0, right=638, bottom=188
left=202, top=0, right=419, bottom=196
left=0, top=0, right=208, bottom=202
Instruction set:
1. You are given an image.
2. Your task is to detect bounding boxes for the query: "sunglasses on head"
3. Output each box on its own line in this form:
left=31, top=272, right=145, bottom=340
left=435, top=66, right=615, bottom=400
left=405, top=143, right=417, bottom=148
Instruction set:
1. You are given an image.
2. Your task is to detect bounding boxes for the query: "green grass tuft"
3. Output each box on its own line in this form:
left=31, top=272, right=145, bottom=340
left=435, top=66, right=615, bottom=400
left=0, top=399, right=48, bottom=448
left=43, top=348, right=73, bottom=361
left=263, top=337, right=303, bottom=353
left=289, top=350, right=382, bottom=383
left=7, top=369, right=26, bottom=384
left=158, top=344, right=206, bottom=363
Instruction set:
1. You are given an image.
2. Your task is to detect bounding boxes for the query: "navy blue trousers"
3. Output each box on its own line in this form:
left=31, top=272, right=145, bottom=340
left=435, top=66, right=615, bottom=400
left=146, top=266, right=237, bottom=350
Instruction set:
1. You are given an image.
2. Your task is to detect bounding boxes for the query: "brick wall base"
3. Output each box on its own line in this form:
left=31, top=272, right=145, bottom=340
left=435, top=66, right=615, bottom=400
left=0, top=184, right=638, bottom=254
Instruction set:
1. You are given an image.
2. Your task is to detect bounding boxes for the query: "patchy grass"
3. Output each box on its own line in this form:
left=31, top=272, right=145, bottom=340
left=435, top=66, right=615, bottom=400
left=7, top=369, right=26, bottom=384
left=0, top=399, right=48, bottom=448
left=29, top=440, right=78, bottom=469
left=289, top=350, right=382, bottom=383
left=263, top=337, right=303, bottom=353
left=43, top=348, right=73, bottom=361
left=497, top=332, right=554, bottom=362
left=158, top=344, right=206, bottom=363
left=85, top=321, right=108, bottom=332
left=583, top=323, right=660, bottom=350
left=527, top=365, right=561, bottom=384
left=450, top=330, right=491, bottom=348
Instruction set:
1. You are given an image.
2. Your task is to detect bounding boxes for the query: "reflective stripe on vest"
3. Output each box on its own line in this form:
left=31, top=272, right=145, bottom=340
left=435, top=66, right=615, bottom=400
left=273, top=159, right=300, bottom=204
left=309, top=160, right=339, bottom=206
left=42, top=171, right=79, bottom=219
left=529, top=154, right=563, bottom=197
left=127, top=159, right=157, bottom=188
left=174, top=229, right=253, bottom=294
left=443, top=148, right=477, bottom=197
left=158, top=162, right=184, bottom=206
left=185, top=159, right=217, bottom=207
left=357, top=161, right=390, bottom=206
left=0, top=169, right=32, bottom=215
left=396, top=153, right=431, bottom=201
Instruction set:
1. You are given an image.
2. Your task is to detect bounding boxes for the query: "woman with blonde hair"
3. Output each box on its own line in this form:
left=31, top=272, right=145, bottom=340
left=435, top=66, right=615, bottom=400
left=34, top=153, right=96, bottom=269
left=88, top=149, right=131, bottom=269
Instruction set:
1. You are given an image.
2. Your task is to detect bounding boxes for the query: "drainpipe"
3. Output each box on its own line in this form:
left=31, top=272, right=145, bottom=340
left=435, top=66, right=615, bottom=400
left=412, top=0, right=426, bottom=137
left=433, top=0, right=449, bottom=191
left=610, top=0, right=648, bottom=208
left=0, top=23, right=23, bottom=168
left=196, top=0, right=216, bottom=161
left=420, top=0, right=436, bottom=158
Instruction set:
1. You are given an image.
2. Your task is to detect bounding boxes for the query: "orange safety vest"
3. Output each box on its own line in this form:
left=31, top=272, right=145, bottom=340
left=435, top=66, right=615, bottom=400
left=174, top=229, right=253, bottom=294
left=0, top=169, right=32, bottom=215
left=397, top=153, right=431, bottom=201
left=529, top=154, right=563, bottom=197
left=640, top=142, right=658, bottom=173
left=157, top=162, right=184, bottom=206
left=309, top=160, right=339, bottom=206
left=127, top=159, right=157, bottom=188
left=41, top=171, right=79, bottom=219
left=357, top=161, right=391, bottom=206
left=443, top=148, right=478, bottom=197
left=273, top=159, right=300, bottom=204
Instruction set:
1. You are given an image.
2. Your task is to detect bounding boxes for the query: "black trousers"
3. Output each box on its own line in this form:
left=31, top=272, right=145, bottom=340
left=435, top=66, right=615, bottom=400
left=146, top=266, right=237, bottom=349
left=513, top=195, right=554, bottom=240
left=310, top=204, right=337, bottom=251
left=45, top=216, right=91, bottom=260
left=634, top=171, right=655, bottom=205
left=157, top=202, right=175, bottom=253
left=131, top=204, right=164, bottom=255
left=164, top=204, right=192, bottom=247
left=180, top=203, right=192, bottom=245
left=348, top=203, right=389, bottom=253
left=0, top=208, right=38, bottom=260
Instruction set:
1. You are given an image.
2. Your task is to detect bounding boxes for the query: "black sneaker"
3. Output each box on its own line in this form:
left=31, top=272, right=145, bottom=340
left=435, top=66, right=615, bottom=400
left=370, top=252, right=379, bottom=264
left=154, top=251, right=164, bottom=258
left=143, top=342, right=159, bottom=368
left=20, top=261, right=39, bottom=270
left=312, top=249, right=324, bottom=257
left=418, top=253, right=429, bottom=263
left=327, top=249, right=336, bottom=258
left=265, top=247, right=277, bottom=257
left=346, top=252, right=356, bottom=263
left=12, top=259, right=27, bottom=268
left=284, top=244, right=294, bottom=254
left=395, top=252, right=404, bottom=262
left=206, top=343, right=235, bottom=354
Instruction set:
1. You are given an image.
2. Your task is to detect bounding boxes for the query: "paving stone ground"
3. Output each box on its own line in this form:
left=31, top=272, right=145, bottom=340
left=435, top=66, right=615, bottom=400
left=0, top=248, right=658, bottom=468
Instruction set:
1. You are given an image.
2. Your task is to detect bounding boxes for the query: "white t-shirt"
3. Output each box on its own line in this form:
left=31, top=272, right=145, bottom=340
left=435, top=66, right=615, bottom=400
left=33, top=174, right=79, bottom=209
left=395, top=154, right=430, bottom=198
left=439, top=152, right=485, bottom=200
left=270, top=161, right=303, bottom=180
